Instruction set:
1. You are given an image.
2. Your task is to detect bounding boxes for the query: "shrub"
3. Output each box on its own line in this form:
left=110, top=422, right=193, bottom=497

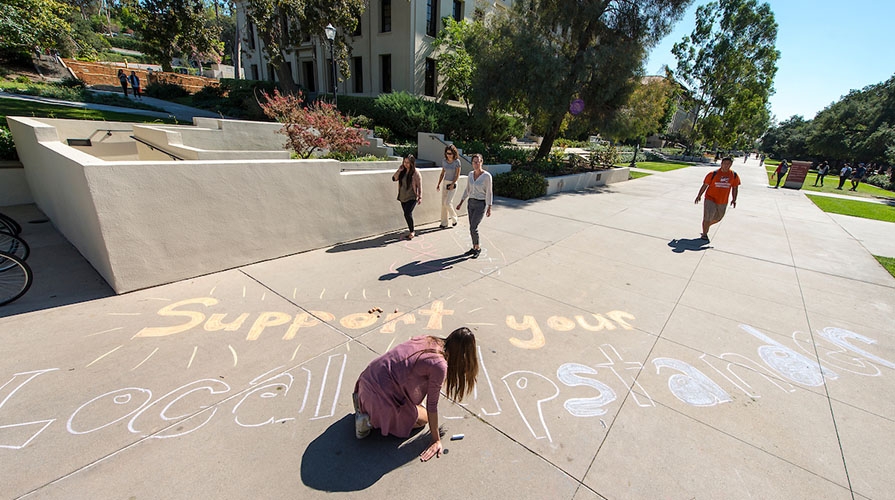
left=216, top=78, right=278, bottom=120
left=392, top=144, right=417, bottom=158
left=59, top=76, right=86, bottom=89
left=0, top=127, right=18, bottom=161
left=373, top=126, right=393, bottom=143
left=493, top=169, right=548, bottom=200
left=259, top=89, right=369, bottom=158
left=350, top=115, right=374, bottom=129
left=865, top=174, right=895, bottom=191
left=192, top=84, right=226, bottom=103
left=374, top=91, right=441, bottom=141
left=144, top=82, right=189, bottom=100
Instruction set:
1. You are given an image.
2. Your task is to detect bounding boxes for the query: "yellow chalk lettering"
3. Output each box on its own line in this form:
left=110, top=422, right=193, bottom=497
left=245, top=312, right=292, bottom=341
left=575, top=314, right=616, bottom=332
left=547, top=316, right=576, bottom=332
left=204, top=313, right=250, bottom=332
left=380, top=312, right=417, bottom=334
left=134, top=298, right=218, bottom=338
left=418, top=300, right=454, bottom=330
left=606, top=310, right=635, bottom=330
left=507, top=315, right=546, bottom=350
left=282, top=312, right=321, bottom=340
left=340, top=312, right=378, bottom=330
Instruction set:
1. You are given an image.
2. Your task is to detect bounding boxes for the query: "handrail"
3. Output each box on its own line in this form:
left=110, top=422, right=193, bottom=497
left=66, top=128, right=133, bottom=147
left=129, top=135, right=185, bottom=161
left=425, top=134, right=473, bottom=165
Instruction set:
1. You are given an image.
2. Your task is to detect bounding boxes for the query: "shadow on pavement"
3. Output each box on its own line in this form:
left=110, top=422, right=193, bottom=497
left=326, top=227, right=450, bottom=253
left=668, top=238, right=711, bottom=253
left=300, top=414, right=426, bottom=492
left=379, top=254, right=471, bottom=280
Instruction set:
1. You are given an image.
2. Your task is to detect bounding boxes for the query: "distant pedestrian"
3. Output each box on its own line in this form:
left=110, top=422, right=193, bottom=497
left=837, top=163, right=853, bottom=190
left=849, top=163, right=867, bottom=191
left=694, top=156, right=740, bottom=242
left=129, top=71, right=142, bottom=100
left=772, top=159, right=789, bottom=188
left=436, top=145, right=461, bottom=229
left=456, top=154, right=492, bottom=259
left=814, top=161, right=830, bottom=187
left=117, top=69, right=129, bottom=97
left=393, top=154, right=422, bottom=240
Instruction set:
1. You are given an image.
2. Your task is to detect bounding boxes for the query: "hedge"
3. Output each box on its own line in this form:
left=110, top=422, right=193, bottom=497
left=493, top=169, right=548, bottom=200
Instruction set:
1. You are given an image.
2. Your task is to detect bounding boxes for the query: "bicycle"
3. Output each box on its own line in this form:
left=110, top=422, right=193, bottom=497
left=0, top=212, right=22, bottom=235
left=0, top=231, right=29, bottom=261
left=0, top=251, right=32, bottom=306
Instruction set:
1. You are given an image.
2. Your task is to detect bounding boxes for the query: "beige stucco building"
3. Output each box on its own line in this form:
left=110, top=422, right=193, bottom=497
left=235, top=0, right=512, bottom=98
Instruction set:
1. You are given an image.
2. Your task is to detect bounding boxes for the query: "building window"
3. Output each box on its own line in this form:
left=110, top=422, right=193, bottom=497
left=380, top=54, right=392, bottom=93
left=352, top=18, right=362, bottom=37
left=381, top=0, right=391, bottom=33
left=268, top=64, right=277, bottom=82
left=286, top=61, right=293, bottom=82
left=453, top=0, right=463, bottom=22
left=248, top=22, right=256, bottom=50
left=250, top=64, right=259, bottom=81
left=353, top=57, right=363, bottom=93
left=302, top=61, right=316, bottom=92
left=425, top=58, right=437, bottom=97
left=426, top=0, right=438, bottom=37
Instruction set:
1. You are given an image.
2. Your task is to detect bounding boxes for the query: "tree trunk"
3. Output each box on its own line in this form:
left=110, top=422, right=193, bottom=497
left=276, top=62, right=297, bottom=93
left=535, top=118, right=561, bottom=160
left=629, top=142, right=639, bottom=168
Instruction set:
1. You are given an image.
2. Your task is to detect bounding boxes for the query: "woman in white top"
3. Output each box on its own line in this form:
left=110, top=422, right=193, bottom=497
left=436, top=144, right=462, bottom=228
left=456, top=153, right=492, bottom=258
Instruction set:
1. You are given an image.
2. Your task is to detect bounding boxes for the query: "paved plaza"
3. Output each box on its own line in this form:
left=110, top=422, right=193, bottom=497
left=1, top=157, right=894, bottom=499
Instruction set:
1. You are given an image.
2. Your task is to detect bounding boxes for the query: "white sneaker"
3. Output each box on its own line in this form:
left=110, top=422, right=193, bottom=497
left=355, top=412, right=371, bottom=439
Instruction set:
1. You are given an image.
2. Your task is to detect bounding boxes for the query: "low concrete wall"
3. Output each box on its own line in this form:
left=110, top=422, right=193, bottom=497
left=7, top=116, right=462, bottom=294
left=0, top=161, right=33, bottom=206
left=545, top=167, right=630, bottom=195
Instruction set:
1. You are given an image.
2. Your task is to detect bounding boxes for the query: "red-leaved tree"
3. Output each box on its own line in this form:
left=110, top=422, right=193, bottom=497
left=260, top=90, right=368, bottom=159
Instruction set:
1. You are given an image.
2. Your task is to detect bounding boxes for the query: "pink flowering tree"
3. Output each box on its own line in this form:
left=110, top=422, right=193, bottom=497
left=260, top=90, right=368, bottom=159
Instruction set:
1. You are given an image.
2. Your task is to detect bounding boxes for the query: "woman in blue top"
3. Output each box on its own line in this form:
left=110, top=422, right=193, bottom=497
left=436, top=145, right=461, bottom=229
left=456, top=153, right=492, bottom=259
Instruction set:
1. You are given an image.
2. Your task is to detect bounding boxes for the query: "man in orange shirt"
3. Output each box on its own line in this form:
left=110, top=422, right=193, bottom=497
left=694, top=156, right=740, bottom=242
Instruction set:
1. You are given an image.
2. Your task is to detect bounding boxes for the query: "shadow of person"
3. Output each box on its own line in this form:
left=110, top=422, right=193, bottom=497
left=327, top=232, right=405, bottom=253
left=301, top=415, right=427, bottom=492
left=668, top=238, right=711, bottom=253
left=379, top=254, right=471, bottom=280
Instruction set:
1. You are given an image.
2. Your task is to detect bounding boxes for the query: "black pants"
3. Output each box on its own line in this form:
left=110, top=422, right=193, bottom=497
left=837, top=176, right=847, bottom=189
left=815, top=174, right=826, bottom=186
left=401, top=199, right=417, bottom=232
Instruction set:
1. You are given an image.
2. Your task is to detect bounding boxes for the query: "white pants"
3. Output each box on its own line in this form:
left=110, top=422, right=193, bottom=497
left=440, top=186, right=458, bottom=226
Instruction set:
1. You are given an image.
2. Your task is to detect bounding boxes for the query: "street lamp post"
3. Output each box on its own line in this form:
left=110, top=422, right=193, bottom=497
left=324, top=23, right=337, bottom=107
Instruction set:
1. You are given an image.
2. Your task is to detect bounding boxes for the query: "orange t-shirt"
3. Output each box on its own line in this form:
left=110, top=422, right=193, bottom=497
left=703, top=169, right=740, bottom=204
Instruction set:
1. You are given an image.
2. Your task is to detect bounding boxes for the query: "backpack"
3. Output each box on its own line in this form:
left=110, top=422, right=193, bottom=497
left=709, top=169, right=738, bottom=183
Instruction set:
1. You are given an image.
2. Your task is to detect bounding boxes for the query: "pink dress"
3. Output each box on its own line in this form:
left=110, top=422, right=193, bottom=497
left=355, top=336, right=447, bottom=438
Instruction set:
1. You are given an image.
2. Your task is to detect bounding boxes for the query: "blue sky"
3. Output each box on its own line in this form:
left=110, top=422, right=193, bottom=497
left=645, top=0, right=895, bottom=124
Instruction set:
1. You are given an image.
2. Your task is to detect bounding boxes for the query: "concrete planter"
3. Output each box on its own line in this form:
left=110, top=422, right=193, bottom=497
left=545, top=167, right=630, bottom=195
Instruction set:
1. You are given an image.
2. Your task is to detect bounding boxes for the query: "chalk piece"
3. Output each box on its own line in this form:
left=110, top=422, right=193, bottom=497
left=450, top=434, right=464, bottom=441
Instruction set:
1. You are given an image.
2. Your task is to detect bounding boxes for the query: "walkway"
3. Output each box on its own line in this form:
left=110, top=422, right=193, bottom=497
left=0, top=90, right=222, bottom=122
left=1, top=156, right=893, bottom=499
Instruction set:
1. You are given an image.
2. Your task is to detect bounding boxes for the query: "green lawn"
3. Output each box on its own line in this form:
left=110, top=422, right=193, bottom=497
left=765, top=165, right=895, bottom=199
left=627, top=160, right=694, bottom=172
left=805, top=194, right=895, bottom=223
left=629, top=171, right=652, bottom=179
left=1, top=97, right=178, bottom=124
left=875, top=256, right=895, bottom=279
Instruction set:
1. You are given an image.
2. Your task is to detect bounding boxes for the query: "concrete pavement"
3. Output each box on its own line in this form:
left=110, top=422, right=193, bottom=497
left=1, top=156, right=894, bottom=499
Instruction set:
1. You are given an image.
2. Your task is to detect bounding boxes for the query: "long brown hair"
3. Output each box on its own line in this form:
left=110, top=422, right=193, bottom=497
left=441, top=327, right=478, bottom=402
left=400, top=154, right=416, bottom=189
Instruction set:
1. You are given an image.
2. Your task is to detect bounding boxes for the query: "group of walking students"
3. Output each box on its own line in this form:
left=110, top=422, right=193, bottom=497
left=351, top=145, right=492, bottom=462
left=391, top=144, right=492, bottom=258
left=773, top=158, right=877, bottom=191
left=116, top=69, right=142, bottom=99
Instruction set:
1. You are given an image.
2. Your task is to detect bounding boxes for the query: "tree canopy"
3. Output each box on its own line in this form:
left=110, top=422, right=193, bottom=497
left=0, top=0, right=74, bottom=52
left=472, top=0, right=692, bottom=159
left=672, top=0, right=778, bottom=151
left=240, top=0, right=365, bottom=93
left=432, top=18, right=481, bottom=115
left=138, top=0, right=223, bottom=72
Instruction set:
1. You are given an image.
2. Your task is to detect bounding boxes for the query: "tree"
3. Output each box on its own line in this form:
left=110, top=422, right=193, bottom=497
left=0, top=0, right=74, bottom=52
left=259, top=90, right=368, bottom=158
left=672, top=0, right=779, bottom=152
left=760, top=115, right=812, bottom=160
left=602, top=75, right=677, bottom=164
left=807, top=75, right=895, bottom=163
left=432, top=18, right=480, bottom=115
left=472, top=0, right=692, bottom=160
left=240, top=0, right=365, bottom=93
left=138, top=0, right=222, bottom=72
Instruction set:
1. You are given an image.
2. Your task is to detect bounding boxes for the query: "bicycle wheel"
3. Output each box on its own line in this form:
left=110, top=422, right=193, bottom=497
left=0, top=252, right=32, bottom=306
left=0, top=232, right=29, bottom=261
left=0, top=213, right=22, bottom=235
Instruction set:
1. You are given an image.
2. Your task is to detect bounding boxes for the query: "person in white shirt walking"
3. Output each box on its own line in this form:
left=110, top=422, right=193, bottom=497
left=456, top=154, right=492, bottom=259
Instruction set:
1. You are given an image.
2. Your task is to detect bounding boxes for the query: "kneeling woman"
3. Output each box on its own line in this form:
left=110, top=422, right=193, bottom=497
left=353, top=327, right=479, bottom=461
